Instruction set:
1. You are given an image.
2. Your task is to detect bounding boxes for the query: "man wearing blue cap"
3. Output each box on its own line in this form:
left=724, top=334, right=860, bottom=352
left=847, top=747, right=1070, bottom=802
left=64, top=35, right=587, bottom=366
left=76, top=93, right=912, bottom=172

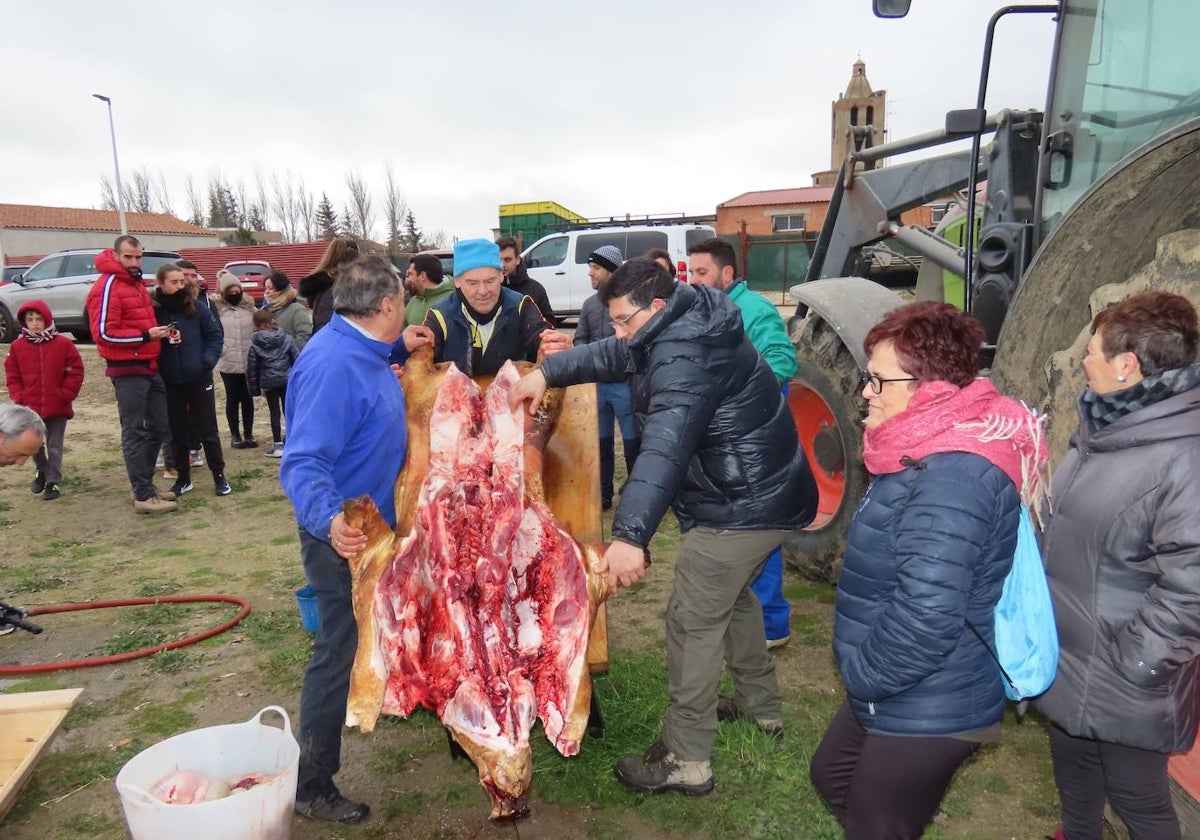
left=424, top=239, right=569, bottom=376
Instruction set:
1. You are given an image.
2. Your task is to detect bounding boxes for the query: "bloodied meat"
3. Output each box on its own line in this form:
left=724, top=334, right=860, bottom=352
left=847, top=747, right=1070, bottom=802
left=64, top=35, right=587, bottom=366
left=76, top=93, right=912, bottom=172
left=343, top=351, right=607, bottom=820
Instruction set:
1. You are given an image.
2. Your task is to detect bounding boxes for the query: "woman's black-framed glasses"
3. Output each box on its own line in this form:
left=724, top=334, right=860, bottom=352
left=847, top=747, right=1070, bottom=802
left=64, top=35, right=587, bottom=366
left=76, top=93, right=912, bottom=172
left=611, top=303, right=649, bottom=330
left=860, top=372, right=919, bottom=394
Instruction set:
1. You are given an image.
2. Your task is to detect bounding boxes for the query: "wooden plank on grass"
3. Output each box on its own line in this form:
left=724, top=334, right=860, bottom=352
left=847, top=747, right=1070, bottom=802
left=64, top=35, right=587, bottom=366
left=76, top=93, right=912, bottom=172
left=0, top=688, right=84, bottom=822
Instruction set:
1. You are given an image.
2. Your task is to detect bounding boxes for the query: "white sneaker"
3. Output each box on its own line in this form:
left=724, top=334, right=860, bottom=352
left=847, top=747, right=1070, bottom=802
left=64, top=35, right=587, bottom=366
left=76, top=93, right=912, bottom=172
left=0, top=624, right=15, bottom=636
left=189, top=450, right=203, bottom=467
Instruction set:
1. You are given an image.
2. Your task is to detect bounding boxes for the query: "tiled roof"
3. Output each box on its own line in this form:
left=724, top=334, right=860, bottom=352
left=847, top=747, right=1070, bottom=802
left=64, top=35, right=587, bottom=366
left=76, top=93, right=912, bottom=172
left=0, top=203, right=214, bottom=235
left=177, top=242, right=336, bottom=286
left=719, top=187, right=836, bottom=208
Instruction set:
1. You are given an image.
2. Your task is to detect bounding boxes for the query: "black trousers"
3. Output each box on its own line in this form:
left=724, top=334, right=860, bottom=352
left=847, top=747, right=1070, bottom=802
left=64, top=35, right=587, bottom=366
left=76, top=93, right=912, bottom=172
left=265, top=385, right=287, bottom=443
left=165, top=379, right=225, bottom=483
left=220, top=372, right=254, bottom=438
left=1049, top=724, right=1180, bottom=840
left=810, top=699, right=979, bottom=840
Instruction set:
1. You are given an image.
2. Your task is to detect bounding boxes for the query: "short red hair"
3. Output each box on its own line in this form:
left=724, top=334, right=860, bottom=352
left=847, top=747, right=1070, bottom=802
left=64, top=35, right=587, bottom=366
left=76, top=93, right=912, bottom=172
left=863, top=301, right=985, bottom=387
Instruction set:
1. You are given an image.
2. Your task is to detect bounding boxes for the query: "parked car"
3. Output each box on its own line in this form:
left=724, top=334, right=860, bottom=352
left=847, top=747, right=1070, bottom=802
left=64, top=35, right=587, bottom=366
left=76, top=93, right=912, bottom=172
left=217, top=259, right=272, bottom=302
left=416, top=249, right=454, bottom=279
left=2, top=264, right=31, bottom=285
left=522, top=222, right=716, bottom=317
left=0, top=248, right=180, bottom=343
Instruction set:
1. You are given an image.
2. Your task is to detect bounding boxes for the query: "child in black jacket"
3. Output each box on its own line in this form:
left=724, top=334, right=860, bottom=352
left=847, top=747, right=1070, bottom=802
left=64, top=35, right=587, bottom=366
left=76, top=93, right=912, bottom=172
left=246, top=308, right=299, bottom=458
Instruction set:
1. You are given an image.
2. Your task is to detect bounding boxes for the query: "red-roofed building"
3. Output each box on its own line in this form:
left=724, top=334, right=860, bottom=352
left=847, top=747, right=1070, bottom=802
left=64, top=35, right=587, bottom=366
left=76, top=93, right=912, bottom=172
left=716, top=186, right=838, bottom=237
left=0, top=203, right=219, bottom=260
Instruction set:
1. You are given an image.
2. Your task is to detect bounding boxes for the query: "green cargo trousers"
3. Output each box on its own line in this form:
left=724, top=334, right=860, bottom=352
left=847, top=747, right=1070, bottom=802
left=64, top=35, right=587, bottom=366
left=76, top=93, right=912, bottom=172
left=661, top=527, right=789, bottom=761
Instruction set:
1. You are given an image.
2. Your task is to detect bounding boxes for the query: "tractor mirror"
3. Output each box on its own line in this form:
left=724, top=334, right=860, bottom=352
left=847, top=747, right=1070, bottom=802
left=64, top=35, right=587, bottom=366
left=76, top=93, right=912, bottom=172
left=946, top=108, right=987, bottom=135
left=872, top=0, right=911, bottom=18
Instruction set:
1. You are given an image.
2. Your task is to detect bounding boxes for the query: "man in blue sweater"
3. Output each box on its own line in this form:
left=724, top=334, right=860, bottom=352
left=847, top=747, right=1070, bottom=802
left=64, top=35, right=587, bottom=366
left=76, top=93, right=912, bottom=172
left=281, top=255, right=432, bottom=824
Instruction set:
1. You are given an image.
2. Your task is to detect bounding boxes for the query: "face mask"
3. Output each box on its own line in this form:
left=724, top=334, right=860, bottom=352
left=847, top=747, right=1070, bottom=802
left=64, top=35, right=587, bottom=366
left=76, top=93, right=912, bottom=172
left=225, top=292, right=243, bottom=305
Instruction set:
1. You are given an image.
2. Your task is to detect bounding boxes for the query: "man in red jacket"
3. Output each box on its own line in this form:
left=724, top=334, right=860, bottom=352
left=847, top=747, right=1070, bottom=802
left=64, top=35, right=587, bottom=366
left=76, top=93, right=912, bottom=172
left=86, top=235, right=177, bottom=513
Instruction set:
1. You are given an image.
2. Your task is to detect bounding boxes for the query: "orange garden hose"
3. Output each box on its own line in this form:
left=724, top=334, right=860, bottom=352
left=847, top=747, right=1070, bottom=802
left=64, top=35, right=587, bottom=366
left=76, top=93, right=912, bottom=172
left=0, top=594, right=252, bottom=676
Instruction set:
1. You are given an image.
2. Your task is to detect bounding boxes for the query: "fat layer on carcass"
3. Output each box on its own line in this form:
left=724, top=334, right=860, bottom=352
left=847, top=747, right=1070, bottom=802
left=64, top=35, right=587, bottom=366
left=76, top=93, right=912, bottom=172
left=343, top=353, right=606, bottom=820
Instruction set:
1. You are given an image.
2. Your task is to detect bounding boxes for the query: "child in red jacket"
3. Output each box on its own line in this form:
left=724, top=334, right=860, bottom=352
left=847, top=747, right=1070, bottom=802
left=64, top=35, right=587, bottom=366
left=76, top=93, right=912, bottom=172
left=4, top=300, right=85, bottom=500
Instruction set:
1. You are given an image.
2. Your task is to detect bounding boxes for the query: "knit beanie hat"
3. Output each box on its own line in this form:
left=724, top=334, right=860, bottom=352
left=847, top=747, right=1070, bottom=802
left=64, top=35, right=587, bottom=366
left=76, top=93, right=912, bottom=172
left=587, top=245, right=623, bottom=273
left=454, top=239, right=502, bottom=276
left=217, top=269, right=241, bottom=293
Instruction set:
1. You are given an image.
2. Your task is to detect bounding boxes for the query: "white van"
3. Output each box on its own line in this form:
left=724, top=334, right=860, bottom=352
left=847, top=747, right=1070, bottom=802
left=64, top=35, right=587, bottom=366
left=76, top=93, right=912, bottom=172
left=522, top=222, right=716, bottom=318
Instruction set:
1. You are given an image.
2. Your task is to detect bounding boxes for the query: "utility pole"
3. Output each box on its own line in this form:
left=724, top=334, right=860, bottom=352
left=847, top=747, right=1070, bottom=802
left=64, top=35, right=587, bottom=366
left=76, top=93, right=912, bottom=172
left=92, top=93, right=127, bottom=235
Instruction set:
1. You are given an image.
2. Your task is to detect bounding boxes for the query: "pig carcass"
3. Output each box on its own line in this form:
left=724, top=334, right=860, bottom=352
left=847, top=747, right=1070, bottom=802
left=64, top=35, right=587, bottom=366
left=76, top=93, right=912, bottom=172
left=343, top=348, right=608, bottom=820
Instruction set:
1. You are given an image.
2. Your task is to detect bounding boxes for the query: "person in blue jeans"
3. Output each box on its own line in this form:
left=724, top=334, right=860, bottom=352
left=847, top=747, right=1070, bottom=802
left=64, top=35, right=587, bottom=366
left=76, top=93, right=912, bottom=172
left=574, top=245, right=641, bottom=510
left=280, top=255, right=433, bottom=824
left=688, top=239, right=797, bottom=646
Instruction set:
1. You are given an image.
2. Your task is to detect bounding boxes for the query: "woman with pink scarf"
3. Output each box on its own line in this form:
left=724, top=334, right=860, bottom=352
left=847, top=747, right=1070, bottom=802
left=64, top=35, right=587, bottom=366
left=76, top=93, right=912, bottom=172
left=810, top=301, right=1046, bottom=839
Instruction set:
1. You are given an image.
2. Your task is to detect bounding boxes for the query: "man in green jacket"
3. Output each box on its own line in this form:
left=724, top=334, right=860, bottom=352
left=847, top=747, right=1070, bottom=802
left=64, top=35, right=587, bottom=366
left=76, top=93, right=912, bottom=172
left=403, top=253, right=455, bottom=327
left=688, top=237, right=797, bottom=648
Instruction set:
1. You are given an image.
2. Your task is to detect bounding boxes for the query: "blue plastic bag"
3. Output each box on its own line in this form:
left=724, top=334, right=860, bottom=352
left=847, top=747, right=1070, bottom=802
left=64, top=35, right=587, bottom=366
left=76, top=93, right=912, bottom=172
left=969, top=504, right=1059, bottom=701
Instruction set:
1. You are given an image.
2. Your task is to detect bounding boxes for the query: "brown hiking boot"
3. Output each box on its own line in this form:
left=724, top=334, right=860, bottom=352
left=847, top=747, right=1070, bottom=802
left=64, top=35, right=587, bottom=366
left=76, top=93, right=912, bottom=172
left=716, top=697, right=784, bottom=740
left=614, top=739, right=714, bottom=796
left=133, top=495, right=178, bottom=514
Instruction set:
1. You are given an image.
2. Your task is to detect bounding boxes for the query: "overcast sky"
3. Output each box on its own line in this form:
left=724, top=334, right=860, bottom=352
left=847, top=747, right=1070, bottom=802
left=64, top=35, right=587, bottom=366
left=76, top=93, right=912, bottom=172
left=2, top=0, right=1055, bottom=242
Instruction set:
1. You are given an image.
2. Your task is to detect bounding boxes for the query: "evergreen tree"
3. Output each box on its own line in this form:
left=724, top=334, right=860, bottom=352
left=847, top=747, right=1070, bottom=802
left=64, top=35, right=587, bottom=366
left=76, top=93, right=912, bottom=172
left=402, top=210, right=422, bottom=253
left=315, top=193, right=340, bottom=239
left=248, top=206, right=266, bottom=232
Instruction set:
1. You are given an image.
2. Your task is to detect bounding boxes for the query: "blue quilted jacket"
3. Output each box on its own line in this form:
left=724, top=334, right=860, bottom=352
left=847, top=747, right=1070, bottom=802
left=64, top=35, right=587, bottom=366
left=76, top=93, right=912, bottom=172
left=833, top=451, right=1019, bottom=735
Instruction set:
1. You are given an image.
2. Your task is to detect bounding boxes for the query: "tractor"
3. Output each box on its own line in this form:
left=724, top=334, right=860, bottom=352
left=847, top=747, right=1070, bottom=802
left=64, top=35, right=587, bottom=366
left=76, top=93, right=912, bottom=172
left=784, top=0, right=1200, bottom=584
left=782, top=1, right=1200, bottom=829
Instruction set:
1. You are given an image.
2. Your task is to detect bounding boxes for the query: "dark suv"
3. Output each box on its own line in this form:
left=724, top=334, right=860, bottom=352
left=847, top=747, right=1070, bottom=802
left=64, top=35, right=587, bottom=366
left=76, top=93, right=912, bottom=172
left=0, top=248, right=181, bottom=342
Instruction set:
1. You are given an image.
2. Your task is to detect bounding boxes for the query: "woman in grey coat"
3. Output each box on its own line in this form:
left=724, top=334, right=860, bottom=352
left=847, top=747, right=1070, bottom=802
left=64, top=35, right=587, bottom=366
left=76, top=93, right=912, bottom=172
left=1037, top=291, right=1200, bottom=840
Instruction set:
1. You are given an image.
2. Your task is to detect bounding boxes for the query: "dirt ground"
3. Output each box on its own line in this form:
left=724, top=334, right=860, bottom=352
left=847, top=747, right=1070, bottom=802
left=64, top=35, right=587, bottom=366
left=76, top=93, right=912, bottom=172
left=0, top=343, right=1061, bottom=840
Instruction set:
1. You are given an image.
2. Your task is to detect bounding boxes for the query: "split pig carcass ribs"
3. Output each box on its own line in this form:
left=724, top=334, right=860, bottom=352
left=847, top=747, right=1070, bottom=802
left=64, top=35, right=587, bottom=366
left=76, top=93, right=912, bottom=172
left=343, top=347, right=609, bottom=820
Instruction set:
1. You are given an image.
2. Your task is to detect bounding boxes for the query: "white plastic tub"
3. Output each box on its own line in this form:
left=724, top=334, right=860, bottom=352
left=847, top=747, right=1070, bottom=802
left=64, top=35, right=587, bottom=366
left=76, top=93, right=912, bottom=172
left=115, top=705, right=299, bottom=840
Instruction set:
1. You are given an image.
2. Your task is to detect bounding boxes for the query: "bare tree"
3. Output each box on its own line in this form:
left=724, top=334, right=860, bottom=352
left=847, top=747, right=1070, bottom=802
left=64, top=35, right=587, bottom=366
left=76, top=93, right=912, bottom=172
left=253, top=171, right=271, bottom=232
left=297, top=186, right=316, bottom=242
left=269, top=170, right=296, bottom=242
left=126, top=167, right=154, bottom=213
left=233, top=178, right=251, bottom=228
left=183, top=174, right=205, bottom=226
left=99, top=176, right=119, bottom=211
left=424, top=228, right=449, bottom=249
left=382, top=163, right=408, bottom=257
left=345, top=169, right=375, bottom=241
left=152, top=170, right=174, bottom=216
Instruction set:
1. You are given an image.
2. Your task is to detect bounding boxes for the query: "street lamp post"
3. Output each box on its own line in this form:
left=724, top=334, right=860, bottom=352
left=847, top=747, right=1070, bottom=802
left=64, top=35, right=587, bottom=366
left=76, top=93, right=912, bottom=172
left=92, top=93, right=127, bottom=235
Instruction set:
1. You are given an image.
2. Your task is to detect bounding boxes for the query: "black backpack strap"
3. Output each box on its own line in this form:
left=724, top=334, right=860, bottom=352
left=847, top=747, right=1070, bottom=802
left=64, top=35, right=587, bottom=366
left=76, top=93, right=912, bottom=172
left=965, top=617, right=1017, bottom=696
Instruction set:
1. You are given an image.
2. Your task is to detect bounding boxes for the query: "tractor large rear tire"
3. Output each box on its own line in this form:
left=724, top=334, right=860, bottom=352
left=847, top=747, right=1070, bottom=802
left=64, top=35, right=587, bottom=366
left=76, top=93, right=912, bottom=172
left=783, top=315, right=869, bottom=583
left=991, top=116, right=1200, bottom=460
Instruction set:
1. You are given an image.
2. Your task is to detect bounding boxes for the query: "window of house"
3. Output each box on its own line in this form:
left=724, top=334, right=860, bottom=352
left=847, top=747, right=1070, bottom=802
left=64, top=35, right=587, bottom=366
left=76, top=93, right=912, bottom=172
left=772, top=214, right=806, bottom=233
left=930, top=204, right=950, bottom=225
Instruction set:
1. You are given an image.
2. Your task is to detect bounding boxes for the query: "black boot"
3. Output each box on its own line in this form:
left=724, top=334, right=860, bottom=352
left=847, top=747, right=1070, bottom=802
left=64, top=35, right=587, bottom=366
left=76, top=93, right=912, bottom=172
left=599, top=436, right=615, bottom=510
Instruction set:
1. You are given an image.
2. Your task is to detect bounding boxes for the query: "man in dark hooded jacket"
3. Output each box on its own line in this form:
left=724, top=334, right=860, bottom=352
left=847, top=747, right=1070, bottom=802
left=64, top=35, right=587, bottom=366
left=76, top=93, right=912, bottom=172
left=509, top=257, right=817, bottom=798
left=498, top=236, right=557, bottom=325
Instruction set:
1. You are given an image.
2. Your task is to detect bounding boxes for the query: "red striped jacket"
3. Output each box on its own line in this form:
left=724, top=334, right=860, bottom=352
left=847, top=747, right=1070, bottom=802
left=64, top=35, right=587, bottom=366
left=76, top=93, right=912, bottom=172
left=86, top=249, right=161, bottom=374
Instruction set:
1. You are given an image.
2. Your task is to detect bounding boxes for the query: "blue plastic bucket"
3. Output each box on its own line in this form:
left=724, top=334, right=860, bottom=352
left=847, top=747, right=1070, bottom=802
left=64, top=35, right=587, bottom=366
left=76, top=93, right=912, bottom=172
left=295, top=587, right=319, bottom=633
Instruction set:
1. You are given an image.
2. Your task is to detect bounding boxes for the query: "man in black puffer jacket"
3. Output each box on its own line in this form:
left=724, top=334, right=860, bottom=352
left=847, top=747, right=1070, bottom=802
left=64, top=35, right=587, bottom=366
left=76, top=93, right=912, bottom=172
left=509, top=258, right=817, bottom=798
